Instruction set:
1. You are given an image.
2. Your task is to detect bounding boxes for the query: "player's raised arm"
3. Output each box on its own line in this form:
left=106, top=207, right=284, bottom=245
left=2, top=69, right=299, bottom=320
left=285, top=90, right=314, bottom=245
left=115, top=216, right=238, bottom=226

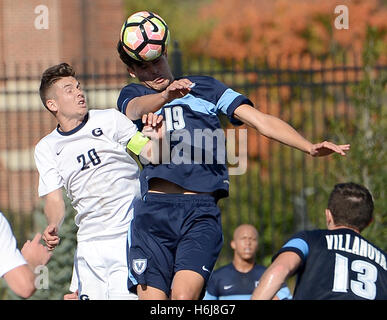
left=233, top=104, right=350, bottom=157
left=125, top=78, right=193, bottom=120
left=42, top=188, right=65, bottom=250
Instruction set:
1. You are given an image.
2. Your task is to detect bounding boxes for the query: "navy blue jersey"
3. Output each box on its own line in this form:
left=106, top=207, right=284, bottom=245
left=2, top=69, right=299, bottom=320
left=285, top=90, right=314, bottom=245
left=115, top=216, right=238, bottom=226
left=117, top=76, right=253, bottom=199
left=203, top=263, right=292, bottom=300
left=275, top=228, right=387, bottom=300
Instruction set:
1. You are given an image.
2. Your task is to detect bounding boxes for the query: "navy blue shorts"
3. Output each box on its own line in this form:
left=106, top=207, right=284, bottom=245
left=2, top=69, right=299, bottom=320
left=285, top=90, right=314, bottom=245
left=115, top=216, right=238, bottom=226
left=127, top=192, right=223, bottom=296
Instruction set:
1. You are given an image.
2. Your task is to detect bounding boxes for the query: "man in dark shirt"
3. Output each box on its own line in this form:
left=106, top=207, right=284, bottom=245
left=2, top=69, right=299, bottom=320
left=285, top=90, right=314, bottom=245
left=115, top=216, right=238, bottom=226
left=204, top=224, right=291, bottom=300
left=252, top=182, right=387, bottom=300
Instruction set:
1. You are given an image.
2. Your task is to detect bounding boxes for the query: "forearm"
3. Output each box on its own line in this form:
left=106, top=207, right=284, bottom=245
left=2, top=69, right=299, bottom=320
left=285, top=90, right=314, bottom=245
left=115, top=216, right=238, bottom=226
left=257, top=113, right=313, bottom=153
left=251, top=264, right=288, bottom=300
left=234, top=105, right=313, bottom=154
left=252, top=252, right=300, bottom=300
left=44, top=190, right=65, bottom=229
left=126, top=94, right=169, bottom=120
left=3, top=266, right=36, bottom=298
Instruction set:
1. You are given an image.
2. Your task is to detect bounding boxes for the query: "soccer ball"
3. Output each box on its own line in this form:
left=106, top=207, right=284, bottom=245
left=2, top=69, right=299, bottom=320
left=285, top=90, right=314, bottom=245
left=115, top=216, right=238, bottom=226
left=120, top=11, right=170, bottom=62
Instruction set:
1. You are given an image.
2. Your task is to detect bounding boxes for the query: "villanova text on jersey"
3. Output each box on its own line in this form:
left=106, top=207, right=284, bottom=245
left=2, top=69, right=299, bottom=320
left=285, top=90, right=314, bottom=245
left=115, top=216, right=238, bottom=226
left=325, top=233, right=387, bottom=271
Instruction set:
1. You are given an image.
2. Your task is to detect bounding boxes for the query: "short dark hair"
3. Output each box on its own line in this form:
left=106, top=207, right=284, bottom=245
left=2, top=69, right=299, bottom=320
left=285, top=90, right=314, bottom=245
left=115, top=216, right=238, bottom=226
left=328, top=182, right=374, bottom=232
left=39, top=63, right=76, bottom=109
left=116, top=40, right=144, bottom=68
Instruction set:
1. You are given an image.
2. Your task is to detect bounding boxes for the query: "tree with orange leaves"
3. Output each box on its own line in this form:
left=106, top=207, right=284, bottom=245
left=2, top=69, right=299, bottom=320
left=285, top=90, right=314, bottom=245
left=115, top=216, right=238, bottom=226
left=193, top=0, right=387, bottom=62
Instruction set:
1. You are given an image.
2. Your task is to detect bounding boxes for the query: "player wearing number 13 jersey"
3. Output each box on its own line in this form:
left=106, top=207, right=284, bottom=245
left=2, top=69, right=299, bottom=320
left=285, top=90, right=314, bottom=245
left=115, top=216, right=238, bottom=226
left=252, top=182, right=387, bottom=300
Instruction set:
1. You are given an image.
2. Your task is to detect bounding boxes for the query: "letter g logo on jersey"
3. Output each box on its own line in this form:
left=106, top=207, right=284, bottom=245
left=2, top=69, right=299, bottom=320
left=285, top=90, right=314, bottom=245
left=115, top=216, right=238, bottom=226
left=132, top=259, right=147, bottom=275
left=92, top=128, right=103, bottom=137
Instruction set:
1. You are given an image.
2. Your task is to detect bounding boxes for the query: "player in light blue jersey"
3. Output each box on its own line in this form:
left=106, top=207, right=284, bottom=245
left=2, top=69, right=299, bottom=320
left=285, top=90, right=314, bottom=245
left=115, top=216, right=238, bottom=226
left=204, top=224, right=291, bottom=300
left=116, top=23, right=350, bottom=300
left=252, top=182, right=387, bottom=300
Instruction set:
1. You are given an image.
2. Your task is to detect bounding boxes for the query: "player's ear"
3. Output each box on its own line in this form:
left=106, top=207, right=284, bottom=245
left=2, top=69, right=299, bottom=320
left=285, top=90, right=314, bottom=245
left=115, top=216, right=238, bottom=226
left=46, top=99, right=57, bottom=112
left=127, top=67, right=137, bottom=78
left=325, top=209, right=334, bottom=229
left=230, top=240, right=236, bottom=250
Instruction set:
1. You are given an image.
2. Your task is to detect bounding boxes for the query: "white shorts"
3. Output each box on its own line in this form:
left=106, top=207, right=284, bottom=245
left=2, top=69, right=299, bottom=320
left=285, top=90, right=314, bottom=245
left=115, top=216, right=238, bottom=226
left=70, top=233, right=138, bottom=300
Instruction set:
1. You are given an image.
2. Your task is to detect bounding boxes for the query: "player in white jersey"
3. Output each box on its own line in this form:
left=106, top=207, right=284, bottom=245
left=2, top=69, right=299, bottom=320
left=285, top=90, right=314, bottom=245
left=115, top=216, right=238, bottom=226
left=0, top=212, right=51, bottom=298
left=34, top=63, right=162, bottom=300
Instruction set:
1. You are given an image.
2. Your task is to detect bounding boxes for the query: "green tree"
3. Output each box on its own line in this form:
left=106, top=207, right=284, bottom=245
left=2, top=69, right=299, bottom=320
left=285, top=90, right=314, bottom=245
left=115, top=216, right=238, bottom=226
left=330, top=27, right=387, bottom=250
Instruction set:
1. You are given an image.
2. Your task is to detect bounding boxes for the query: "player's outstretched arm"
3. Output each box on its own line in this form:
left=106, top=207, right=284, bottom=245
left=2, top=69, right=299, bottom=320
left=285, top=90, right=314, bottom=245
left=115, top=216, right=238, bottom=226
left=42, top=188, right=65, bottom=251
left=234, top=104, right=350, bottom=157
left=251, top=252, right=300, bottom=300
left=125, top=79, right=193, bottom=120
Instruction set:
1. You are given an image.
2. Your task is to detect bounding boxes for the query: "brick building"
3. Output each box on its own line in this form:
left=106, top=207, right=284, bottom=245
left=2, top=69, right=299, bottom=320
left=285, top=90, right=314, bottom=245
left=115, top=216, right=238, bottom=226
left=0, top=0, right=126, bottom=213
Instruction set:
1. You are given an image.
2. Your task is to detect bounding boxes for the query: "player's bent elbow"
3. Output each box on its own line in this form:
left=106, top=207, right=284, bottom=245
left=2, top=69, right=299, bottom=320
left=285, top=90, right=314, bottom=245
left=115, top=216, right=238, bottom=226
left=16, top=283, right=36, bottom=299
left=7, top=278, right=36, bottom=299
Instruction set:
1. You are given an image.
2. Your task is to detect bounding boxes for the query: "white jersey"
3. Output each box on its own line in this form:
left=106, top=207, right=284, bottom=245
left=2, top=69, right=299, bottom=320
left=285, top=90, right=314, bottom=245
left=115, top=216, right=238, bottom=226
left=0, top=212, right=27, bottom=277
left=34, top=109, right=141, bottom=241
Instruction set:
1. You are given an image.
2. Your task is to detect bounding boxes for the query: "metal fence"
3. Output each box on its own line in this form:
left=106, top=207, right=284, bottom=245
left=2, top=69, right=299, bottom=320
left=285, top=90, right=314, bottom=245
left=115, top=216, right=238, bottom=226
left=0, top=49, right=385, bottom=265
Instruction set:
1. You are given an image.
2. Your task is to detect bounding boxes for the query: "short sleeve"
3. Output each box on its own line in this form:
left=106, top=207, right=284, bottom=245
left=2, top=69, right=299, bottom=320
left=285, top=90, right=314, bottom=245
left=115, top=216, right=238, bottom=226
left=273, top=231, right=310, bottom=263
left=216, top=88, right=254, bottom=126
left=199, top=77, right=253, bottom=126
left=117, top=84, right=144, bottom=115
left=0, top=213, right=27, bottom=277
left=34, top=140, right=63, bottom=197
left=112, top=109, right=138, bottom=145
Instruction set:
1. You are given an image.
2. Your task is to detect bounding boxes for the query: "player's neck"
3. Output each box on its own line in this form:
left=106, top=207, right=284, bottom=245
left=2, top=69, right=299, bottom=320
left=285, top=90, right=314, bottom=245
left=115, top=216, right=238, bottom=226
left=329, top=225, right=360, bottom=233
left=232, top=258, right=255, bottom=273
left=57, top=113, right=88, bottom=133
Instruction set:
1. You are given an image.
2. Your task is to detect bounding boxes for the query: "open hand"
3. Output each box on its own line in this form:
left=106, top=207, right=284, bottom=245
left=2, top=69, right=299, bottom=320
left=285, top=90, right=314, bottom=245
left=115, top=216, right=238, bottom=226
left=309, top=141, right=350, bottom=157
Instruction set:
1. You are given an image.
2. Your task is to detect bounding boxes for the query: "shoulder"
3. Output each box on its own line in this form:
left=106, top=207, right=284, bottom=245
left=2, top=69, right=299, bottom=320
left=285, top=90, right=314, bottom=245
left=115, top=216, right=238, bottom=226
left=180, top=75, right=231, bottom=106
left=185, top=75, right=224, bottom=86
left=89, top=109, right=135, bottom=132
left=184, top=75, right=228, bottom=93
left=274, top=230, right=323, bottom=262
left=89, top=108, right=117, bottom=117
left=286, top=229, right=325, bottom=242
left=0, top=212, right=13, bottom=238
left=0, top=212, right=8, bottom=228
left=35, top=130, right=57, bottom=155
left=89, top=108, right=130, bottom=122
left=88, top=108, right=120, bottom=121
left=119, top=83, right=154, bottom=96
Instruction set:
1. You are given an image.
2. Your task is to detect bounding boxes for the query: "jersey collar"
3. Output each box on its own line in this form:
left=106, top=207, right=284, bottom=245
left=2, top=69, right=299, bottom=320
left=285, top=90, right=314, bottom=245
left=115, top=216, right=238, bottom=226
left=56, top=113, right=89, bottom=136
